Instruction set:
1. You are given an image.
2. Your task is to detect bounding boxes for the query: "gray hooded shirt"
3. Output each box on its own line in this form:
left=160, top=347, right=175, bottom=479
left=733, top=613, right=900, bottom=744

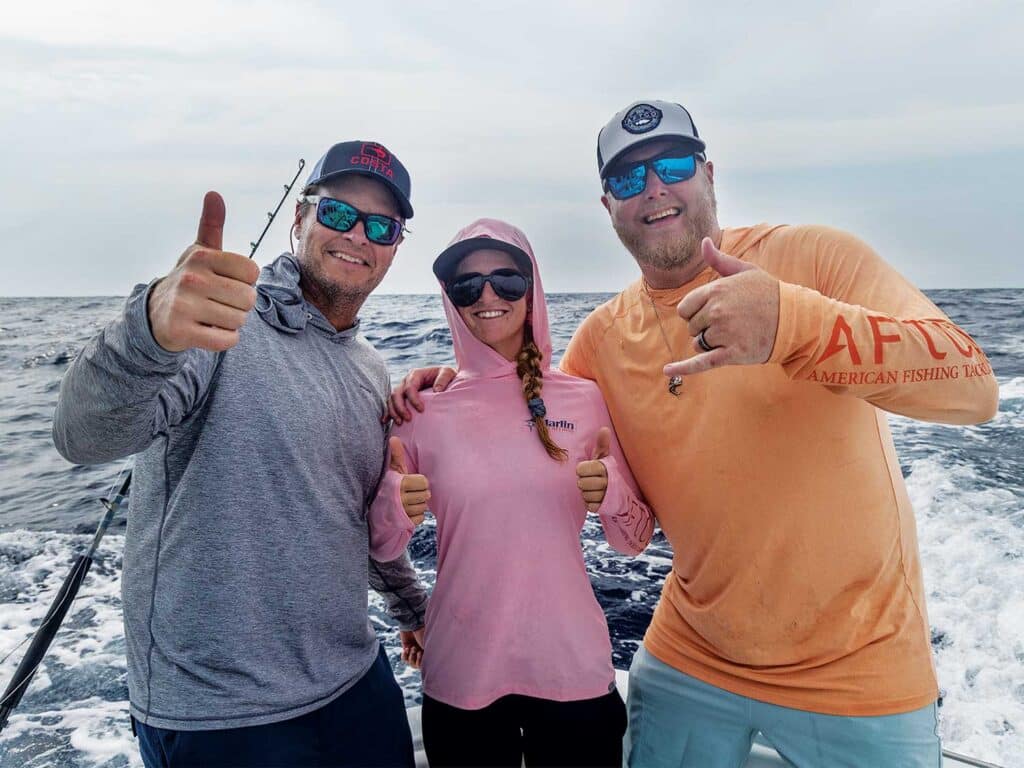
left=53, top=253, right=427, bottom=730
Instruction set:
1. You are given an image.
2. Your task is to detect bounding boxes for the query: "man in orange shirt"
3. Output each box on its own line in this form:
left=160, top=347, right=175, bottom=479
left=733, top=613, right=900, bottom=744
left=390, top=100, right=999, bottom=767
left=559, top=100, right=998, bottom=767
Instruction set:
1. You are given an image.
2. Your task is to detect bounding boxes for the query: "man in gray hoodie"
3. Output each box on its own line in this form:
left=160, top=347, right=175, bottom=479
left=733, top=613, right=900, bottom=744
left=52, top=141, right=427, bottom=767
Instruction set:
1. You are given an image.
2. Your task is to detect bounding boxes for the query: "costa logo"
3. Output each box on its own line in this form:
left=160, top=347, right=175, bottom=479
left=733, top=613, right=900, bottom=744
left=622, top=103, right=662, bottom=134
left=360, top=143, right=391, bottom=164
left=350, top=143, right=394, bottom=178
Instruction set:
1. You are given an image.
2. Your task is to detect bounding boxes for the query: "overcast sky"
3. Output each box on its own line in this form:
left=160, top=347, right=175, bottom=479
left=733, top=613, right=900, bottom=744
left=2, top=1, right=1022, bottom=296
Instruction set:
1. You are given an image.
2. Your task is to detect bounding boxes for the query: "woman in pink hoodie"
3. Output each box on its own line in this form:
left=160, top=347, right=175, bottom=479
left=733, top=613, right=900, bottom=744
left=369, top=218, right=654, bottom=767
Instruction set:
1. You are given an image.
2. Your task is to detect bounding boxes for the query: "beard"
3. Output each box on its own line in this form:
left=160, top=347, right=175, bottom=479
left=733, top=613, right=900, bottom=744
left=613, top=178, right=718, bottom=272
left=297, top=254, right=372, bottom=310
left=293, top=217, right=380, bottom=320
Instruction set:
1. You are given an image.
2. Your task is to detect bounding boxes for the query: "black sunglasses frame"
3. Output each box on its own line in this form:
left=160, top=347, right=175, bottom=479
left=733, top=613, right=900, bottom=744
left=445, top=269, right=532, bottom=307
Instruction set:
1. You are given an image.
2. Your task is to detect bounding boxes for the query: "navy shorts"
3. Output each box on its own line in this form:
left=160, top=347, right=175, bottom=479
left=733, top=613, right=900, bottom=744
left=134, top=644, right=414, bottom=768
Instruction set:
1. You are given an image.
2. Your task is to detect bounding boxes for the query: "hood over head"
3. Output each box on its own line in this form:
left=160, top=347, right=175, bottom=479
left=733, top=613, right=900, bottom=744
left=434, top=218, right=551, bottom=379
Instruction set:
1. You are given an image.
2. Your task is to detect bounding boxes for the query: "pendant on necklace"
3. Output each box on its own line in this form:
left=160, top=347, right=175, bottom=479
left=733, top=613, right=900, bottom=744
left=668, top=375, right=683, bottom=396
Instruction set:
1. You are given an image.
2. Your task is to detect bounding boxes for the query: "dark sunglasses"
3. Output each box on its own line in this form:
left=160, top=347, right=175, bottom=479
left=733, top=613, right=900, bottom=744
left=445, top=269, right=531, bottom=307
left=604, top=151, right=698, bottom=201
left=299, top=195, right=405, bottom=245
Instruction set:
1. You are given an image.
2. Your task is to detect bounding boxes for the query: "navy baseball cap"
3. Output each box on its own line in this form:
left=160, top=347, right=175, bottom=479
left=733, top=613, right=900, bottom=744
left=597, top=101, right=706, bottom=179
left=305, top=140, right=413, bottom=219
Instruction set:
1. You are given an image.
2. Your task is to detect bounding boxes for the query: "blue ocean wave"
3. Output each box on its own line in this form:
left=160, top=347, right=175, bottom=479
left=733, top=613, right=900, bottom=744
left=0, top=291, right=1021, bottom=766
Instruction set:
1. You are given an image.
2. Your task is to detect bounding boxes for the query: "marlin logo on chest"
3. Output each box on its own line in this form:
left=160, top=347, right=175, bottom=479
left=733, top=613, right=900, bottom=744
left=524, top=418, right=576, bottom=432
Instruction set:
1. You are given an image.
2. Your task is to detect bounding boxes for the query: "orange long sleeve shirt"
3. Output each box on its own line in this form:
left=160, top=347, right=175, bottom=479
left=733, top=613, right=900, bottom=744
left=560, top=224, right=999, bottom=716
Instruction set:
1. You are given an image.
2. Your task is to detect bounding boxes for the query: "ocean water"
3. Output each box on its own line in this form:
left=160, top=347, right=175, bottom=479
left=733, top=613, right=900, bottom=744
left=0, top=290, right=1021, bottom=767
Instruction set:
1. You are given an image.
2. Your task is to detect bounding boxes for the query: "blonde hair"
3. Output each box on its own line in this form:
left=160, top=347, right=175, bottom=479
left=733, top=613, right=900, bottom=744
left=515, top=328, right=568, bottom=462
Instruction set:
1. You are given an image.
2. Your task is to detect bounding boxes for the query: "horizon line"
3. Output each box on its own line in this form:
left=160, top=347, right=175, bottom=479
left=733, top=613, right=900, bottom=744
left=3, top=286, right=1020, bottom=300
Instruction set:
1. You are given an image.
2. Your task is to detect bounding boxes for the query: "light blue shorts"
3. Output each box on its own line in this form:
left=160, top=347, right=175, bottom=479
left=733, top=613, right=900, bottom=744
left=625, top=646, right=942, bottom=768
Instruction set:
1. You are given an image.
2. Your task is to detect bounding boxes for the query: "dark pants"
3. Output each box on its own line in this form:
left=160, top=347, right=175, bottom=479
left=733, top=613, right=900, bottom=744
left=134, top=645, right=414, bottom=768
left=421, top=688, right=626, bottom=768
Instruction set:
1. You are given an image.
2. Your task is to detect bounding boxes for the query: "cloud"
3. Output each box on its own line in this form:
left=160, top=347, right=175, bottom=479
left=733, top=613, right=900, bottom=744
left=2, top=1, right=1022, bottom=294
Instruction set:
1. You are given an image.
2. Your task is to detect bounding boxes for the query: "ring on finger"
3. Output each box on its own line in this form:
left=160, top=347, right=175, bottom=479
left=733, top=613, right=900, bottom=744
left=697, top=328, right=714, bottom=352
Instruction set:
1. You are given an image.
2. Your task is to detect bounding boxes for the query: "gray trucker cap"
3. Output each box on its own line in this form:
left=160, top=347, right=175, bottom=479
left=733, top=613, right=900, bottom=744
left=597, top=100, right=707, bottom=179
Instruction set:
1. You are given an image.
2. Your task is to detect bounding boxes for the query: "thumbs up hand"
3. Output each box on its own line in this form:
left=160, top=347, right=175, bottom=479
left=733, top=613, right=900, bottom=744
left=576, top=427, right=612, bottom=513
left=389, top=437, right=430, bottom=525
left=147, top=191, right=261, bottom=353
left=665, top=237, right=780, bottom=379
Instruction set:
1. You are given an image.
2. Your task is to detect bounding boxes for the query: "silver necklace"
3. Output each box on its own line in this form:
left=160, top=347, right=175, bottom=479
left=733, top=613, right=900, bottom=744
left=642, top=281, right=683, bottom=396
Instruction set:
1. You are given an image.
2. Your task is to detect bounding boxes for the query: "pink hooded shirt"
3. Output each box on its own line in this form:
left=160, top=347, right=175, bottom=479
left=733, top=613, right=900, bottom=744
left=369, top=218, right=654, bottom=709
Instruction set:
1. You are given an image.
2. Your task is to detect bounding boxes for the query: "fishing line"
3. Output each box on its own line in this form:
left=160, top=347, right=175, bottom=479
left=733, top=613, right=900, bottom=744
left=0, top=460, right=132, bottom=677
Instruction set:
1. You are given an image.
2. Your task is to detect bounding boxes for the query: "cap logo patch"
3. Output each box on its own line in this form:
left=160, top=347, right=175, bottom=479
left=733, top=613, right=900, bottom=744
left=361, top=143, right=391, bottom=164
left=622, top=104, right=662, bottom=134
left=350, top=143, right=394, bottom=178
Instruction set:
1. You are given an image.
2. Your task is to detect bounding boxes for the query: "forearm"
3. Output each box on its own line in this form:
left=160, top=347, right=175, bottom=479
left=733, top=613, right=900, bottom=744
left=52, top=281, right=200, bottom=463
left=597, top=456, right=655, bottom=555
left=771, top=281, right=998, bottom=424
left=368, top=551, right=428, bottom=631
left=367, top=470, right=416, bottom=562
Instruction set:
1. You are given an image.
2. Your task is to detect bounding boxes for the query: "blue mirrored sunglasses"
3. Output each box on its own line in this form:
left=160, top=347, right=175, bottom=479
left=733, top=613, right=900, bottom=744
left=299, top=195, right=405, bottom=245
left=604, top=152, right=698, bottom=201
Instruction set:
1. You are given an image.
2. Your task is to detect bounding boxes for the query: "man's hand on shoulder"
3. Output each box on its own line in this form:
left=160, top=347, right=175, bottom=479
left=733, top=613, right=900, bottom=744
left=147, top=191, right=260, bottom=353
left=666, top=237, right=780, bottom=378
left=388, top=366, right=457, bottom=425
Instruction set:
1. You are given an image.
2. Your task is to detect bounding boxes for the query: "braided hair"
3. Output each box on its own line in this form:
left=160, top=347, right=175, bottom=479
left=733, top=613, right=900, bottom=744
left=515, top=325, right=568, bottom=462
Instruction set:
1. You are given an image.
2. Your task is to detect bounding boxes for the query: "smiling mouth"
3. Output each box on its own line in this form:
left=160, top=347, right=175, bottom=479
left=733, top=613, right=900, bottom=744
left=643, top=207, right=681, bottom=225
left=327, top=250, right=369, bottom=267
left=474, top=309, right=507, bottom=319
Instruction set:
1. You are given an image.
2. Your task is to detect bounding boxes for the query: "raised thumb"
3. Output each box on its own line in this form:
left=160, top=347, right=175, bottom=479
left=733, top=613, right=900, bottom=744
left=389, top=436, right=409, bottom=474
left=196, top=191, right=225, bottom=250
left=591, top=427, right=611, bottom=461
left=702, top=237, right=752, bottom=277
